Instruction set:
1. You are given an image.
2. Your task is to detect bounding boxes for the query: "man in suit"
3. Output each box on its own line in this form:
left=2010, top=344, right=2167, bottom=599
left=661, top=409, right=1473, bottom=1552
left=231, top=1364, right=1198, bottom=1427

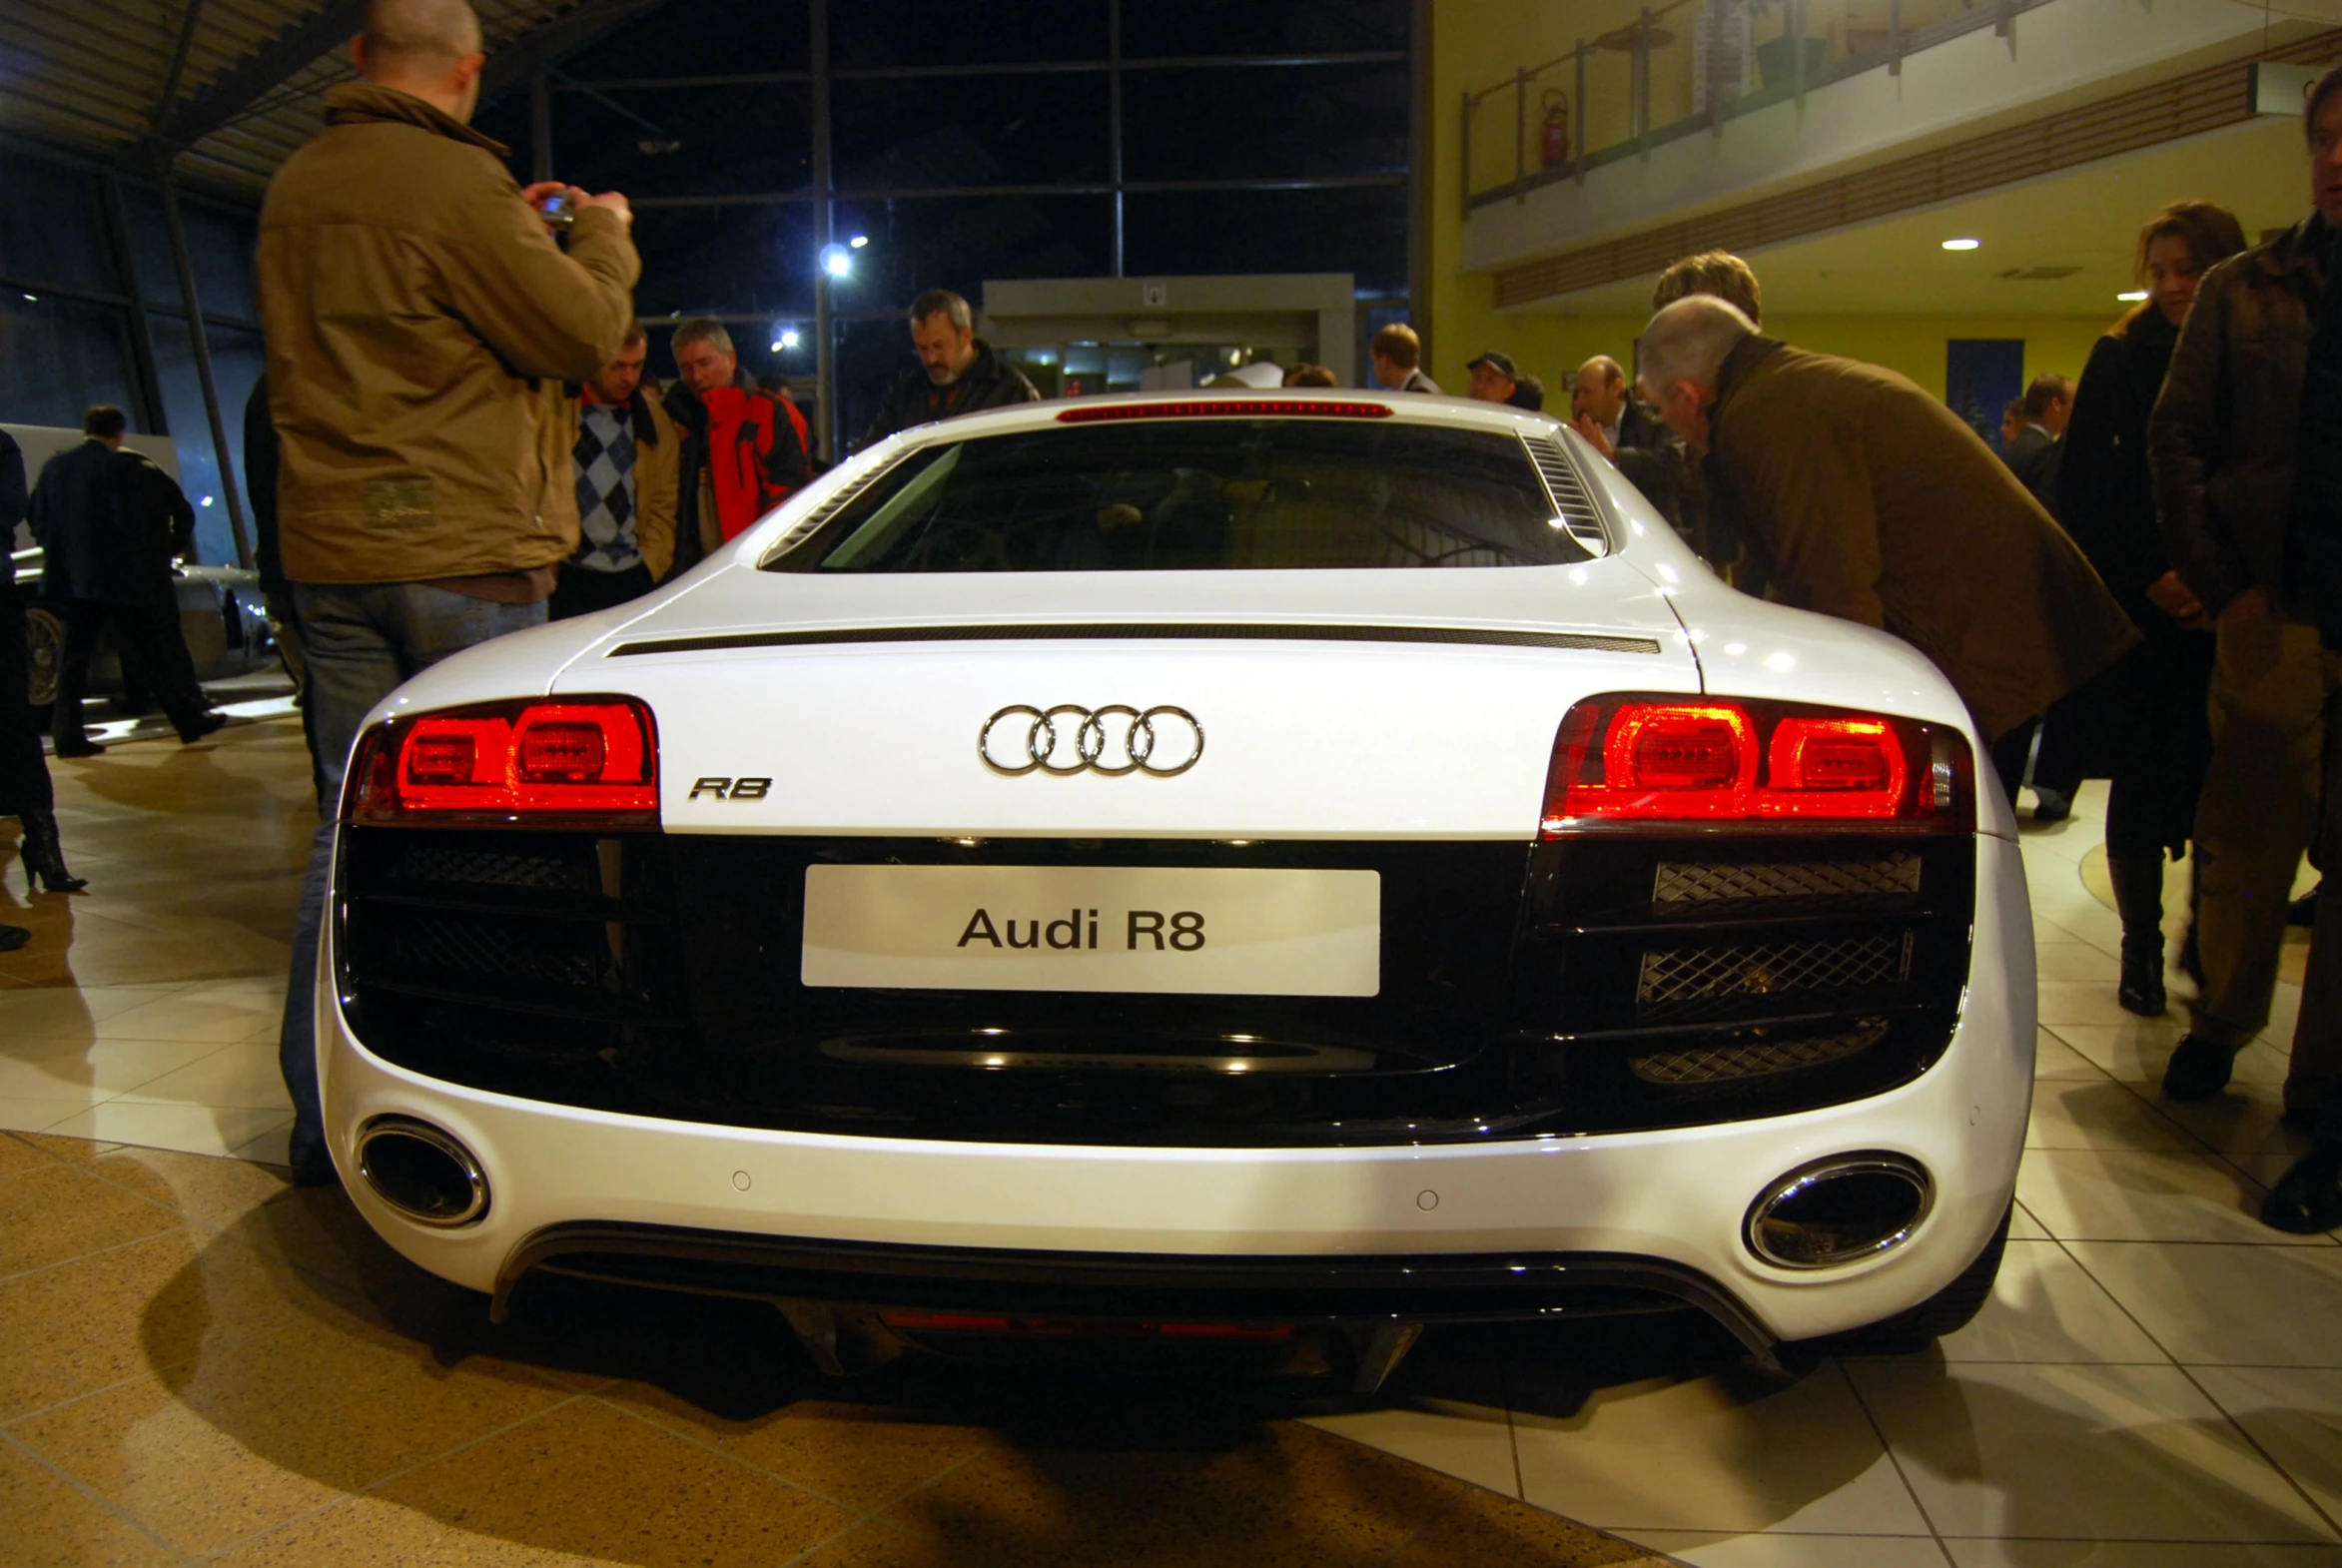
left=26, top=405, right=222, bottom=757
left=1572, top=353, right=1691, bottom=544
left=2002, top=373, right=2073, bottom=515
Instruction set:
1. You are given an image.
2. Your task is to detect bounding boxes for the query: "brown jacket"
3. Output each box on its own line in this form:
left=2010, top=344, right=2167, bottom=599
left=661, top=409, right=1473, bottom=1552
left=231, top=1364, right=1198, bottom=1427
left=1706, top=338, right=2139, bottom=741
left=258, top=85, right=640, bottom=585
left=2149, top=216, right=2327, bottom=619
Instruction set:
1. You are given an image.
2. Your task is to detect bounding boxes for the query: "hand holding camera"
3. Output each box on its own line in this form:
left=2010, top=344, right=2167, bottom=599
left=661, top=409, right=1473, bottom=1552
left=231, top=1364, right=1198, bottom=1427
left=520, top=183, right=632, bottom=231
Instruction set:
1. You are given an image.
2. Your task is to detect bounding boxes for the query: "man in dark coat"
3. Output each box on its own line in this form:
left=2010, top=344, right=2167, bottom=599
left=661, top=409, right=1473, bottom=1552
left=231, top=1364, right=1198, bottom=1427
left=860, top=290, right=1039, bottom=449
left=2001, top=373, right=2071, bottom=515
left=2152, top=73, right=2342, bottom=1144
left=27, top=406, right=221, bottom=757
left=2201, top=64, right=2342, bottom=1230
left=1636, top=296, right=2138, bottom=748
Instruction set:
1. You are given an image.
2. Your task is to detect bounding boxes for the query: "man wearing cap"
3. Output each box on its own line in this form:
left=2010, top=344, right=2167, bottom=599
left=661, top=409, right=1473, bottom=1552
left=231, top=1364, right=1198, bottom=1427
left=1467, top=352, right=1541, bottom=412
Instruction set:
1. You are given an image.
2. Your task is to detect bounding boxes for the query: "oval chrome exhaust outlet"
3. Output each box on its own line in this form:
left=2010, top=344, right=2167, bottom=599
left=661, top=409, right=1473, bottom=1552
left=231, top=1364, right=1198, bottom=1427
left=1745, top=1153, right=1932, bottom=1269
left=356, top=1117, right=489, bottom=1227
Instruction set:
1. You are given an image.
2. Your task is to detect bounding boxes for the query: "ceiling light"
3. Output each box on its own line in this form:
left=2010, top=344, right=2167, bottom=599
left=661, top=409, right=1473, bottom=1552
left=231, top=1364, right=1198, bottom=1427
left=2117, top=290, right=2149, bottom=302
left=778, top=328, right=800, bottom=350
left=20, top=293, right=34, bottom=302
left=819, top=243, right=852, bottom=278
left=848, top=234, right=868, bottom=249
left=1942, top=238, right=1981, bottom=251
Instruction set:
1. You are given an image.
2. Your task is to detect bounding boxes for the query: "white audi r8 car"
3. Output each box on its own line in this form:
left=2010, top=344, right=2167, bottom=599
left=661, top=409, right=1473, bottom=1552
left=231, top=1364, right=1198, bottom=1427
left=319, top=392, right=2030, bottom=1389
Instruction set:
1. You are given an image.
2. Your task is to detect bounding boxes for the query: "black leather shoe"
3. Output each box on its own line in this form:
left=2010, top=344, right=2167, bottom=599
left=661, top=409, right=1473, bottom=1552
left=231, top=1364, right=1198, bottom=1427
left=0, top=925, right=27, bottom=953
left=178, top=712, right=227, bottom=744
left=2161, top=1035, right=2236, bottom=1101
left=2031, top=788, right=2072, bottom=823
left=52, top=739, right=105, bottom=759
left=2261, top=1141, right=2342, bottom=1233
left=290, top=1144, right=339, bottom=1186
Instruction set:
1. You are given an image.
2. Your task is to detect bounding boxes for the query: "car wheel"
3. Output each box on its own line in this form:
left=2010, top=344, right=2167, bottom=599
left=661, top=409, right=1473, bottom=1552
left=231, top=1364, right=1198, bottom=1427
left=1798, top=1203, right=2012, bottom=1357
left=24, top=605, right=63, bottom=709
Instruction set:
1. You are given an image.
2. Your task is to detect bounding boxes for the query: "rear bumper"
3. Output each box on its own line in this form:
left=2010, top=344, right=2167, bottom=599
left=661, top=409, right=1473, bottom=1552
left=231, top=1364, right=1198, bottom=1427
left=494, top=1222, right=1779, bottom=1367
left=319, top=833, right=2033, bottom=1346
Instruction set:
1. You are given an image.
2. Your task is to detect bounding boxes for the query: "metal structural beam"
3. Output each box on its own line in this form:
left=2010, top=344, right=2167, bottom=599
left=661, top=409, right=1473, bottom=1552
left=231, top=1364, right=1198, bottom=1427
left=479, top=0, right=675, bottom=102
left=155, top=0, right=213, bottom=128
left=155, top=0, right=367, bottom=149
left=155, top=151, right=255, bottom=570
left=810, top=0, right=836, bottom=465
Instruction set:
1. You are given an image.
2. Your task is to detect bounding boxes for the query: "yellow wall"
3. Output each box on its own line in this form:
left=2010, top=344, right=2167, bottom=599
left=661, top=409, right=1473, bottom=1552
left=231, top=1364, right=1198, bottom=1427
left=1423, top=4, right=2114, bottom=402
left=1429, top=314, right=2112, bottom=402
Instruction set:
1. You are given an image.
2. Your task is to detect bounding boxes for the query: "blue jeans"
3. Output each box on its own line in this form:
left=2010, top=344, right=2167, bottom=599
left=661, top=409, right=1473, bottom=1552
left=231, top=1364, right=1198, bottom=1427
left=279, top=583, right=546, bottom=1169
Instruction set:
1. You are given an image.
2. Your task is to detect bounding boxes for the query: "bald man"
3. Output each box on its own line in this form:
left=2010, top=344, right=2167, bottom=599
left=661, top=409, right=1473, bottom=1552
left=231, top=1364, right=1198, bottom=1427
left=259, top=0, right=642, bottom=1185
left=1636, top=295, right=2134, bottom=746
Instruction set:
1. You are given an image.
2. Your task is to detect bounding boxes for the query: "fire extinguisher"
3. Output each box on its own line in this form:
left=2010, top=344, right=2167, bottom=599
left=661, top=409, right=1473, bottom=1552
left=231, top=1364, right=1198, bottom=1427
left=1540, top=88, right=1572, bottom=168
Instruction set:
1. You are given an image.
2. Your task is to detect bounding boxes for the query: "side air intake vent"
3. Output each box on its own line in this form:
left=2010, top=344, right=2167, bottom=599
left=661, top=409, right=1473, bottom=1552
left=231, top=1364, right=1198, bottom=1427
left=758, top=463, right=892, bottom=561
left=1526, top=437, right=1610, bottom=556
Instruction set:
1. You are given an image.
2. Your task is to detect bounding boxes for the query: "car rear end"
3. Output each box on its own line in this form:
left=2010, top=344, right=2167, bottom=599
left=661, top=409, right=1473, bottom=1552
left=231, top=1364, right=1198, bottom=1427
left=315, top=396, right=2030, bottom=1383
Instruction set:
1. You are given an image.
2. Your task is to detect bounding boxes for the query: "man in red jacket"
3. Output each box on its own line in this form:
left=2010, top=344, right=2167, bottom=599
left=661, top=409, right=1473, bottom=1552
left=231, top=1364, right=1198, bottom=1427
left=663, top=318, right=811, bottom=571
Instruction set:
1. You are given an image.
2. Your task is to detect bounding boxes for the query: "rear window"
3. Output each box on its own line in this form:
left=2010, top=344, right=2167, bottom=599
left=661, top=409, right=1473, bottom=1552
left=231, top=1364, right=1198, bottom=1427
left=764, top=418, right=1589, bottom=572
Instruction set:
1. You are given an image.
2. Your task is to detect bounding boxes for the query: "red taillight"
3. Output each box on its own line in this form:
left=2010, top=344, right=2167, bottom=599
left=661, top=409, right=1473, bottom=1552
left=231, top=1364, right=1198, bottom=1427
left=1055, top=399, right=1393, bottom=422
left=1765, top=716, right=1906, bottom=818
left=343, top=697, right=658, bottom=827
left=1542, top=696, right=1967, bottom=834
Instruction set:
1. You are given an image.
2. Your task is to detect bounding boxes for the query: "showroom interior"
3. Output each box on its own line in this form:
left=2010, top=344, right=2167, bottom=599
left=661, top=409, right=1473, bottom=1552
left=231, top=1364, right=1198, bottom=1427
left=6, top=0, right=2342, bottom=1563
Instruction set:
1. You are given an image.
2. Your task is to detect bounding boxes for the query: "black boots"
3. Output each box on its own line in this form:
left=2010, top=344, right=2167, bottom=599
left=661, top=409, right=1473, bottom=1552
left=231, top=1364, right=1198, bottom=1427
left=17, top=811, right=87, bottom=894
left=2162, top=1035, right=2237, bottom=1101
left=2106, top=855, right=2167, bottom=1017
left=2263, top=1139, right=2342, bottom=1233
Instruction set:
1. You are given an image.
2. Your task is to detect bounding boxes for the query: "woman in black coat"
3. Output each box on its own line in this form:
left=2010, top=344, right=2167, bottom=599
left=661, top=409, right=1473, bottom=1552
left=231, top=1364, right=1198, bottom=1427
left=0, top=432, right=85, bottom=950
left=2055, top=201, right=2248, bottom=1016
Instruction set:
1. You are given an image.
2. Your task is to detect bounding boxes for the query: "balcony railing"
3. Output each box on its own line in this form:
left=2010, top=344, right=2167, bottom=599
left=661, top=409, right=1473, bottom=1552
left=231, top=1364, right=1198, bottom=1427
left=1464, top=0, right=2053, bottom=212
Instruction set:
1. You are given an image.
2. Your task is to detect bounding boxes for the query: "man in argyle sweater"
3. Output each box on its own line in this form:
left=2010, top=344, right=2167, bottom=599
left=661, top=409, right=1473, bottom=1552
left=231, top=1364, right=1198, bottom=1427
left=552, top=324, right=680, bottom=619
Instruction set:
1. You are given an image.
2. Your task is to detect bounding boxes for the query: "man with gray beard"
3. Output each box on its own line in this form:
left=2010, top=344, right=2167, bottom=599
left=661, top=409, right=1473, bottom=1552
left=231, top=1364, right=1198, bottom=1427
left=861, top=290, right=1039, bottom=448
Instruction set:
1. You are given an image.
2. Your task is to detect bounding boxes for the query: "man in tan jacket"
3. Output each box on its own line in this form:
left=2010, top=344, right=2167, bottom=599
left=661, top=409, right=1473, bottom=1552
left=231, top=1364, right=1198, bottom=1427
left=551, top=324, right=680, bottom=618
left=1636, top=295, right=2137, bottom=758
left=260, top=0, right=639, bottom=1184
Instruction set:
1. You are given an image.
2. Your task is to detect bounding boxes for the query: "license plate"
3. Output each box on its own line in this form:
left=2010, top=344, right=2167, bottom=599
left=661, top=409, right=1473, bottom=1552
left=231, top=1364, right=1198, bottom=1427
left=801, top=864, right=1381, bottom=996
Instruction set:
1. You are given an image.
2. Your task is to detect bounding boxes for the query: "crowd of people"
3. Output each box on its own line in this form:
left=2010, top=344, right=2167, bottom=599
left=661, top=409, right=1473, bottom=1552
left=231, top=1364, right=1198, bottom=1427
left=2, top=0, right=2338, bottom=1228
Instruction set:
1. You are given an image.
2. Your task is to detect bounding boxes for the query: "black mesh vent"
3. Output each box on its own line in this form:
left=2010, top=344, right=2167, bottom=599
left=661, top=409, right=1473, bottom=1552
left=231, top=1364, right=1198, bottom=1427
left=1637, top=932, right=1913, bottom=1018
left=1652, top=855, right=1919, bottom=905
left=390, top=915, right=608, bottom=990
left=1630, top=1019, right=1891, bottom=1085
left=394, top=844, right=592, bottom=893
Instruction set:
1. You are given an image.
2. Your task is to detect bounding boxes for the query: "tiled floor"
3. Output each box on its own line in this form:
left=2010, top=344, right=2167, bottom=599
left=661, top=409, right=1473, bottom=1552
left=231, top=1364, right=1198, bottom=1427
left=4, top=722, right=2342, bottom=1565
left=0, top=1130, right=1667, bottom=1566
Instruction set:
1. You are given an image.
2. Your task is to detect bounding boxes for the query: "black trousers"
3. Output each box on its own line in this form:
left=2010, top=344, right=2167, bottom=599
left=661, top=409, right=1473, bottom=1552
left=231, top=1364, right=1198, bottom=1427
left=549, top=561, right=655, bottom=621
left=1989, top=718, right=2038, bottom=806
left=0, top=583, right=52, bottom=815
left=52, top=598, right=210, bottom=747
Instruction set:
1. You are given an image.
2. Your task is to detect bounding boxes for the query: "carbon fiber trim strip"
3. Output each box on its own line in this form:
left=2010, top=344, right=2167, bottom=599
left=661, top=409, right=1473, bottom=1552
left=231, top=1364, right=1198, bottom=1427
left=607, top=622, right=1664, bottom=657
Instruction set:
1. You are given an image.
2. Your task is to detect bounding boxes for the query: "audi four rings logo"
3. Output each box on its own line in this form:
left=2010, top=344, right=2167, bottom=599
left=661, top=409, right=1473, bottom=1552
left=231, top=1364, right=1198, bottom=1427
left=980, top=705, right=1204, bottom=776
